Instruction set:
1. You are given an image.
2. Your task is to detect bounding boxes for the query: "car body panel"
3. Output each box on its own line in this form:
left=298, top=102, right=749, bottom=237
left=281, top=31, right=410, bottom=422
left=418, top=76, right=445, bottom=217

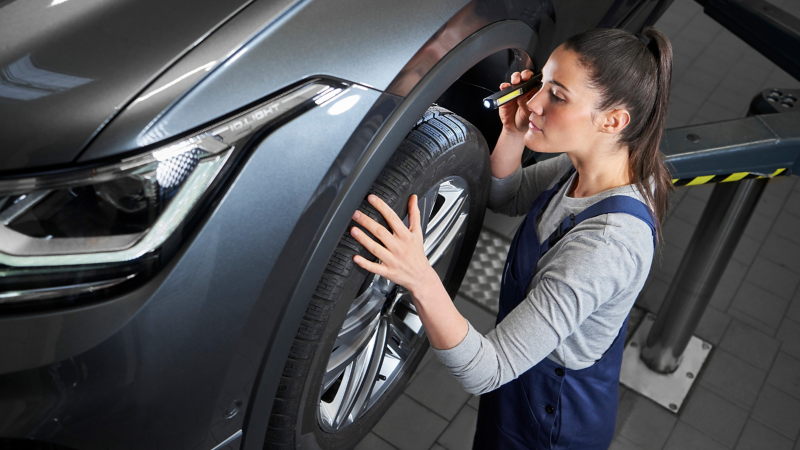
left=0, top=86, right=380, bottom=450
left=0, top=0, right=253, bottom=174
left=79, top=0, right=301, bottom=163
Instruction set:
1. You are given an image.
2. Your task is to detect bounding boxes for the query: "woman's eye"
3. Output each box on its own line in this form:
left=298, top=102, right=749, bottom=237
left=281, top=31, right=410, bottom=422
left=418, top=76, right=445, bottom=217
left=549, top=90, right=565, bottom=103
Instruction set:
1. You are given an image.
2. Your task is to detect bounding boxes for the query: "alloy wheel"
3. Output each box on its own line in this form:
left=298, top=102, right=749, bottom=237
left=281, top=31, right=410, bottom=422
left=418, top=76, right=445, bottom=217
left=318, top=176, right=470, bottom=432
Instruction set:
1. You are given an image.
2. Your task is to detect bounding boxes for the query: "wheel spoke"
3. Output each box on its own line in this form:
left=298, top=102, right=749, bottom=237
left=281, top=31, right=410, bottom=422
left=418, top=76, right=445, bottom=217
left=418, top=184, right=440, bottom=236
left=347, top=317, right=389, bottom=421
left=423, top=180, right=468, bottom=262
left=331, top=323, right=379, bottom=429
left=324, top=313, right=379, bottom=388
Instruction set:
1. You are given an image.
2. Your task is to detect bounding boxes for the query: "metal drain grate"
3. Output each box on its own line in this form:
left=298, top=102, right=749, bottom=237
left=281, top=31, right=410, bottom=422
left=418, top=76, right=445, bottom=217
left=458, top=229, right=511, bottom=314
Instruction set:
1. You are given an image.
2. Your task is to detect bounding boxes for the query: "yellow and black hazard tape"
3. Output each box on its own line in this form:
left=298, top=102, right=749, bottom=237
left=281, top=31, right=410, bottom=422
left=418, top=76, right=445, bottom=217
left=672, top=168, right=788, bottom=186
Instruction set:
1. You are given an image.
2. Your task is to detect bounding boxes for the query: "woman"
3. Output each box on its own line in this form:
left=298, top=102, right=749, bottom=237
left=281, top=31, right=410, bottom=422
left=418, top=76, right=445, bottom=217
left=349, top=26, right=673, bottom=449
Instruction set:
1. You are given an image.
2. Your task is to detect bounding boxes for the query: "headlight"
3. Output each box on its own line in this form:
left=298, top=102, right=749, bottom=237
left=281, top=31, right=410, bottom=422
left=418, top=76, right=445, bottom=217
left=0, top=79, right=350, bottom=309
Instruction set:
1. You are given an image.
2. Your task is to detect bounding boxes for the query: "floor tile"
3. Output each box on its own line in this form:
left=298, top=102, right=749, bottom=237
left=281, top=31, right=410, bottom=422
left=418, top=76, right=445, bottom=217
left=437, top=405, right=478, bottom=450
left=635, top=277, right=670, bottom=314
left=766, top=352, right=800, bottom=401
left=783, top=189, right=800, bottom=217
left=708, top=85, right=751, bottom=114
left=679, top=386, right=748, bottom=448
left=710, top=259, right=749, bottom=311
left=776, top=318, right=800, bottom=360
left=752, top=384, right=800, bottom=440
left=662, top=216, right=696, bottom=250
left=695, top=306, right=732, bottom=346
left=372, top=395, right=448, bottom=450
left=788, top=291, right=800, bottom=323
left=616, top=392, right=677, bottom=450
left=731, top=234, right=761, bottom=265
left=608, top=435, right=642, bottom=450
left=649, top=243, right=685, bottom=285
left=454, top=297, right=495, bottom=336
left=467, top=395, right=479, bottom=410
left=729, top=281, right=789, bottom=332
left=354, top=432, right=397, bottom=450
left=664, top=422, right=729, bottom=450
left=759, top=234, right=800, bottom=275
left=744, top=212, right=774, bottom=243
left=671, top=194, right=706, bottom=225
left=405, top=359, right=472, bottom=421
left=699, top=348, right=767, bottom=409
left=745, top=256, right=800, bottom=300
left=687, top=184, right=715, bottom=202
left=753, top=192, right=785, bottom=220
left=728, top=308, right=778, bottom=337
left=481, top=210, right=524, bottom=241
left=431, top=445, right=447, bottom=450
left=764, top=177, right=797, bottom=200
left=734, top=419, right=794, bottom=450
left=719, top=319, right=781, bottom=370
left=774, top=211, right=800, bottom=245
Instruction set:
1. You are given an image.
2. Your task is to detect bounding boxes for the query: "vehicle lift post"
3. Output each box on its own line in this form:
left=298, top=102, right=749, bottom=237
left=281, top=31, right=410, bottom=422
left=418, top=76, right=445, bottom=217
left=620, top=0, right=800, bottom=411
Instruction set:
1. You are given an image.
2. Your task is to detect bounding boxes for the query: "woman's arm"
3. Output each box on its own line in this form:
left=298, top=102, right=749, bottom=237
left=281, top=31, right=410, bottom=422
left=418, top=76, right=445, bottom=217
left=435, top=224, right=646, bottom=394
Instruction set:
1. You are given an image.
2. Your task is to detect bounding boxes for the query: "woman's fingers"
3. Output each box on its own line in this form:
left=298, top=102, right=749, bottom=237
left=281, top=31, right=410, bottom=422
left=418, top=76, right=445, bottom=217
left=520, top=69, right=533, bottom=81
left=408, top=195, right=423, bottom=240
left=367, top=194, right=408, bottom=235
left=499, top=82, right=510, bottom=90
left=352, top=254, right=389, bottom=277
left=510, top=71, right=520, bottom=84
left=350, top=226, right=391, bottom=262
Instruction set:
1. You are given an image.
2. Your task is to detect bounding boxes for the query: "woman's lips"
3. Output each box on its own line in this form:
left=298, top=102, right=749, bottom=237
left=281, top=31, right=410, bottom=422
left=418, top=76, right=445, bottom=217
left=529, top=121, right=542, bottom=132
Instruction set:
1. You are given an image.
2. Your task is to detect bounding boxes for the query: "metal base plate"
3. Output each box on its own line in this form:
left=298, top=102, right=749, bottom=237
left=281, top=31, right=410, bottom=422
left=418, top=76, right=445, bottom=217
left=620, top=313, right=712, bottom=413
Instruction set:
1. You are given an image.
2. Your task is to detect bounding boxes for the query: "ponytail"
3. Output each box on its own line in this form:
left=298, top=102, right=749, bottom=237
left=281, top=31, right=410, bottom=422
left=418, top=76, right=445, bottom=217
left=563, top=27, right=674, bottom=244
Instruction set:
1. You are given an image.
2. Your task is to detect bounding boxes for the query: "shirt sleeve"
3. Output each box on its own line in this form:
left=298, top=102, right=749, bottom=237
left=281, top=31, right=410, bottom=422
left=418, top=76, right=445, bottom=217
left=432, top=224, right=639, bottom=395
left=488, top=154, right=571, bottom=217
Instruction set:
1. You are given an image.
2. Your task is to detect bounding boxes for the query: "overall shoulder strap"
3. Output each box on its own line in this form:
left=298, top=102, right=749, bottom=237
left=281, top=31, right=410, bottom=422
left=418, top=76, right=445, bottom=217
left=546, top=195, right=656, bottom=250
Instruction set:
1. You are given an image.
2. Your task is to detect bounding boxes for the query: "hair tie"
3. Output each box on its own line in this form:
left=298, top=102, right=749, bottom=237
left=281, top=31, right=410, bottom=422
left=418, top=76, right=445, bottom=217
left=636, top=33, right=650, bottom=46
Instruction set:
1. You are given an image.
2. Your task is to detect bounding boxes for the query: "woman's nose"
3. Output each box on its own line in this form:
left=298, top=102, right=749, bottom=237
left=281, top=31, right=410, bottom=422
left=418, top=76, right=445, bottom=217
left=526, top=89, right=545, bottom=116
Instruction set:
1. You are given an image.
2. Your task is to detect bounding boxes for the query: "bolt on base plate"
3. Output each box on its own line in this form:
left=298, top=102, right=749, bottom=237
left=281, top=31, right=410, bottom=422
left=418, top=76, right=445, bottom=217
left=620, top=313, right=712, bottom=413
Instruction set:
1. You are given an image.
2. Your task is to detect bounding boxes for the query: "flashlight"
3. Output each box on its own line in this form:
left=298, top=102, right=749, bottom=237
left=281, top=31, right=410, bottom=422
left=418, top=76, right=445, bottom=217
left=482, top=73, right=543, bottom=110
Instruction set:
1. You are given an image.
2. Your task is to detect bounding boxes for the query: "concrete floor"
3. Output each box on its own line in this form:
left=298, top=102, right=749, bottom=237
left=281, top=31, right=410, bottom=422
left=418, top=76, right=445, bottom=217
left=360, top=0, right=800, bottom=448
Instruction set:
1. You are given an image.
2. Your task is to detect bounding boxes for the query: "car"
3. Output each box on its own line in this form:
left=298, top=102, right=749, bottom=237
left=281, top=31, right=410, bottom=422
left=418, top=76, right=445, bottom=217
left=0, top=0, right=674, bottom=448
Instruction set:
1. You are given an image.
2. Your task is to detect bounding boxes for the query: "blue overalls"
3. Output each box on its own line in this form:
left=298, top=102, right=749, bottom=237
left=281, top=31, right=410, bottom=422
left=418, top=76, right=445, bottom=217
left=473, top=169, right=655, bottom=450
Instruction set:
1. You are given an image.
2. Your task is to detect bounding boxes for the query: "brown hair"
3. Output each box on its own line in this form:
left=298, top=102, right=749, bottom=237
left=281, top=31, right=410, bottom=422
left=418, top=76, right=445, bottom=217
left=563, top=26, right=674, bottom=242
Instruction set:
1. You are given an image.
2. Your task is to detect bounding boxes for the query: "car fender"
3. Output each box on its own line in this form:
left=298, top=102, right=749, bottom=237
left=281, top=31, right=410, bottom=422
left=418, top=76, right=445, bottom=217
left=238, top=19, right=535, bottom=450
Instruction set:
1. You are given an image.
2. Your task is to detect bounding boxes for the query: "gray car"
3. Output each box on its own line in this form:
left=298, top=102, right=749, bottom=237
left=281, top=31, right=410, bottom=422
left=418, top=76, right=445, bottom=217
left=0, top=0, right=672, bottom=448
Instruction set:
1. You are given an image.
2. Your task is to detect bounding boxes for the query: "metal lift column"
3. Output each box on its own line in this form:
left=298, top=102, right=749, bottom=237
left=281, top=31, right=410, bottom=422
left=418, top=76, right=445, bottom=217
left=640, top=177, right=767, bottom=373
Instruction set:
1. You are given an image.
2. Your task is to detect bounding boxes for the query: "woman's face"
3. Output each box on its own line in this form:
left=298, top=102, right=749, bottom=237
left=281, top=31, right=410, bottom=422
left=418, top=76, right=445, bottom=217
left=523, top=45, right=610, bottom=155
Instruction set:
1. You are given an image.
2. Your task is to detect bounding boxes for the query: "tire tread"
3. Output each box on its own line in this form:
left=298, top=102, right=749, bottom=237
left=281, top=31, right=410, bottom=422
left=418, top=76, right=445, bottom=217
left=263, top=106, right=479, bottom=448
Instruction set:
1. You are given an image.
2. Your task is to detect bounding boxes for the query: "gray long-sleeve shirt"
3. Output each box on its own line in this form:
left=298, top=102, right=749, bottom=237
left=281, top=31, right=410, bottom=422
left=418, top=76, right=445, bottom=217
left=432, top=153, right=654, bottom=395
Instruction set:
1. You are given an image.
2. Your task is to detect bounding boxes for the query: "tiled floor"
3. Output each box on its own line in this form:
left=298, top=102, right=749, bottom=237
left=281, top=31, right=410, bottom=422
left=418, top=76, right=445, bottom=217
left=361, top=0, right=800, bottom=448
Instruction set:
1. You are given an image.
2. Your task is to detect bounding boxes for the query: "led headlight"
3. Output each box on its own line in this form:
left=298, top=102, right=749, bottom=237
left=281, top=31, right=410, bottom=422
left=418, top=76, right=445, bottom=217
left=0, top=80, right=350, bottom=308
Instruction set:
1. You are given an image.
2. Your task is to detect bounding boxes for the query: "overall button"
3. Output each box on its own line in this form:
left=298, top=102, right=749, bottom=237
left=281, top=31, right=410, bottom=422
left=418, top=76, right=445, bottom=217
left=555, top=368, right=565, bottom=377
left=545, top=404, right=555, bottom=414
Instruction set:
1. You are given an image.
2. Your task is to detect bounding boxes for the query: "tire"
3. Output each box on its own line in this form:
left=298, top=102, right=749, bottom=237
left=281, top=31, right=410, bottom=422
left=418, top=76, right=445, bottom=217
left=264, top=106, right=490, bottom=449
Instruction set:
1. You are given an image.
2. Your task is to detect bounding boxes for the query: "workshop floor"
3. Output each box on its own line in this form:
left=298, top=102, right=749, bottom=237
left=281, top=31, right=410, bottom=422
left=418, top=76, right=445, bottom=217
left=361, top=0, right=800, bottom=448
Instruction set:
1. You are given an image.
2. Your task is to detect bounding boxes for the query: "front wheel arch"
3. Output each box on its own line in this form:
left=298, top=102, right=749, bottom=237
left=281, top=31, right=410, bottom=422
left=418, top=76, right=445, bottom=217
left=241, top=20, right=535, bottom=450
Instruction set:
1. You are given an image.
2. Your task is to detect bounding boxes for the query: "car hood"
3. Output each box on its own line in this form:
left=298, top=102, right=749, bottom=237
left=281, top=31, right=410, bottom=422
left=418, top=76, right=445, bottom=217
left=0, top=0, right=249, bottom=174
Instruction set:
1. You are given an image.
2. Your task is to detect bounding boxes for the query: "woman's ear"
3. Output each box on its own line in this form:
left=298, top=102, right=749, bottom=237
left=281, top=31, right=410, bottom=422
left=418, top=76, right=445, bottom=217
left=601, top=108, right=630, bottom=135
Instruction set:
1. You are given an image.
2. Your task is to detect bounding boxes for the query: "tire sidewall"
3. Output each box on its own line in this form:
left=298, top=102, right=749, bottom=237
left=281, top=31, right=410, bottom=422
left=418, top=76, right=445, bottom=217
left=293, top=129, right=489, bottom=449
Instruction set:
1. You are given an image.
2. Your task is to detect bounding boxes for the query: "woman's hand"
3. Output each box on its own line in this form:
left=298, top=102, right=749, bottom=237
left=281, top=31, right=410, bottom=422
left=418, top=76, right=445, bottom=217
left=350, top=193, right=469, bottom=350
left=498, top=69, right=539, bottom=135
left=350, top=194, right=439, bottom=297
